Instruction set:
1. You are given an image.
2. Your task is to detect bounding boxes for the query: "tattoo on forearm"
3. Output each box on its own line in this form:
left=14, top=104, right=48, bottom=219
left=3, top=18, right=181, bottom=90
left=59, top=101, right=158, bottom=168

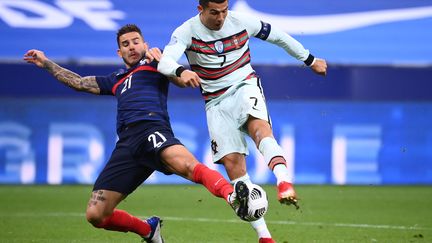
left=43, top=59, right=100, bottom=94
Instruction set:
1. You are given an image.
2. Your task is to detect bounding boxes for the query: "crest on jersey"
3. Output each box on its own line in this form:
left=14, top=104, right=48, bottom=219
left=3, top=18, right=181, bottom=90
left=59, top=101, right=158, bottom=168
left=211, top=139, right=218, bottom=154
left=214, top=41, right=224, bottom=53
left=232, top=36, right=240, bottom=49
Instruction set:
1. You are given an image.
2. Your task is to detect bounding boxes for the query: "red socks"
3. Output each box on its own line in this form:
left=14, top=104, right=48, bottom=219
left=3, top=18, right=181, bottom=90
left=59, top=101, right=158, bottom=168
left=96, top=209, right=150, bottom=237
left=192, top=163, right=233, bottom=200
left=95, top=165, right=233, bottom=237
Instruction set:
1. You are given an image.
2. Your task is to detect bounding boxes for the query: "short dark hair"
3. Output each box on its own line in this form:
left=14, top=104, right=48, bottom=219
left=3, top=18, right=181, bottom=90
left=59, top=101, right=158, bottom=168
left=116, top=24, right=143, bottom=47
left=199, top=0, right=227, bottom=8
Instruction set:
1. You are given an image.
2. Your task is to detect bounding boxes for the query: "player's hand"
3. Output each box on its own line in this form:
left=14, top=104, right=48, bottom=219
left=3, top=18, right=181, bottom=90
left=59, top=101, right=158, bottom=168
left=311, top=58, right=327, bottom=76
left=145, top=48, right=162, bottom=62
left=23, top=49, right=48, bottom=68
left=180, top=70, right=201, bottom=88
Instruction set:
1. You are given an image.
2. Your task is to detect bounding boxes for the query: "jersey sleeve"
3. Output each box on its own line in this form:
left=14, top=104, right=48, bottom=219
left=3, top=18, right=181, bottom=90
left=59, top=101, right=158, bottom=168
left=233, top=11, right=263, bottom=37
left=266, top=24, right=311, bottom=62
left=234, top=11, right=311, bottom=63
left=95, top=72, right=117, bottom=95
left=158, top=22, right=191, bottom=76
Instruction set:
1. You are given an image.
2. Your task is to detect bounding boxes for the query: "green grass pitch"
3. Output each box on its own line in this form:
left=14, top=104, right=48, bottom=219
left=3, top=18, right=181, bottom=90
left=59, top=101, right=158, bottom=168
left=1, top=185, right=431, bottom=242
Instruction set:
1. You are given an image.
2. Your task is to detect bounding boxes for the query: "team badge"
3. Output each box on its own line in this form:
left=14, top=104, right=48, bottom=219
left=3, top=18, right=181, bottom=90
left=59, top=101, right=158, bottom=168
left=211, top=139, right=218, bottom=154
left=232, top=36, right=240, bottom=49
left=214, top=41, right=224, bottom=53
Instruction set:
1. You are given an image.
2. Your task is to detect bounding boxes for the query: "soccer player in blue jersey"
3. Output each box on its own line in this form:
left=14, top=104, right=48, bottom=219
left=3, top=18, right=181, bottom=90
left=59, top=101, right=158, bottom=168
left=158, top=0, right=328, bottom=242
left=24, top=24, right=251, bottom=243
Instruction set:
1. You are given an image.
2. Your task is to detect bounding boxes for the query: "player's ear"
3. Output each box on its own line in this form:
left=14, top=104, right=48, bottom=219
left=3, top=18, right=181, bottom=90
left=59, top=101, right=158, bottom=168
left=197, top=5, right=203, bottom=13
left=143, top=42, right=149, bottom=51
left=116, top=49, right=122, bottom=58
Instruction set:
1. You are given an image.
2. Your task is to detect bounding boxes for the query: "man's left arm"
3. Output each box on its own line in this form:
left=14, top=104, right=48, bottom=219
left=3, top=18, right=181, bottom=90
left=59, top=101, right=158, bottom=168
left=265, top=25, right=327, bottom=75
left=240, top=13, right=327, bottom=75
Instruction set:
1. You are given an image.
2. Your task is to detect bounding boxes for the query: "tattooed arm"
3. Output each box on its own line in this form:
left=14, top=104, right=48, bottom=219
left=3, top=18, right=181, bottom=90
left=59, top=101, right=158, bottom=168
left=24, top=49, right=100, bottom=94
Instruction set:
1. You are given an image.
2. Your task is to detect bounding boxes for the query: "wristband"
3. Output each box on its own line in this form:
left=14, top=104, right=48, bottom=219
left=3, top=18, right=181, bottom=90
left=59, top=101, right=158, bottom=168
left=175, top=66, right=186, bottom=77
left=304, top=54, right=315, bottom=66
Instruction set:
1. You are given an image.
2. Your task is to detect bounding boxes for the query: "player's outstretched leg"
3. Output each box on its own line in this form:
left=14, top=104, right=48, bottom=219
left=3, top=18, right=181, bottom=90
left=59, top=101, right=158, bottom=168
left=259, top=137, right=299, bottom=208
left=141, top=216, right=164, bottom=243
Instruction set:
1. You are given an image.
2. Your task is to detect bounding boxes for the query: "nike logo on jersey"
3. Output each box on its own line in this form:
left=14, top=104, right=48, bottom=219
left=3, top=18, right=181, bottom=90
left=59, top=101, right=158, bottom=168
left=232, top=0, right=432, bottom=35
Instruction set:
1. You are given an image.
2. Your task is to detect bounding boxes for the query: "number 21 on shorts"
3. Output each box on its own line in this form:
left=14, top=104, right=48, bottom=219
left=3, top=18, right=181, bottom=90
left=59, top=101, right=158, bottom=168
left=148, top=131, right=167, bottom=148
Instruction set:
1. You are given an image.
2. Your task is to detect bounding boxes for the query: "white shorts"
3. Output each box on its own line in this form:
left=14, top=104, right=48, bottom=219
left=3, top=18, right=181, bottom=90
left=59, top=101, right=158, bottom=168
left=205, top=78, right=271, bottom=163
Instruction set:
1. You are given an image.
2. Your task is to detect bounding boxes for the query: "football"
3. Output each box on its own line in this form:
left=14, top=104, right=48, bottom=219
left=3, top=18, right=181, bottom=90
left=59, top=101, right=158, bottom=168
left=244, top=183, right=268, bottom=221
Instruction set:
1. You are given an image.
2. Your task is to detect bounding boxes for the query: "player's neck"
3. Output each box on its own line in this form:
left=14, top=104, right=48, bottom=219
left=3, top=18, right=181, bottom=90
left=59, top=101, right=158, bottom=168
left=199, top=14, right=216, bottom=31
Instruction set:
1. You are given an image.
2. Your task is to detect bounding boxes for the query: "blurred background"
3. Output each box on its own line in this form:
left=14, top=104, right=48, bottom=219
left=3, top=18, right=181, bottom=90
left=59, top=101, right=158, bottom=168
left=1, top=0, right=432, bottom=185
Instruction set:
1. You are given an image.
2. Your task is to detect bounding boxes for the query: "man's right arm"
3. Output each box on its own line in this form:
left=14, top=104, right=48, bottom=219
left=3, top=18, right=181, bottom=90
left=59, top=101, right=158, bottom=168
left=158, top=32, right=201, bottom=88
left=158, top=36, right=187, bottom=77
left=24, top=49, right=100, bottom=94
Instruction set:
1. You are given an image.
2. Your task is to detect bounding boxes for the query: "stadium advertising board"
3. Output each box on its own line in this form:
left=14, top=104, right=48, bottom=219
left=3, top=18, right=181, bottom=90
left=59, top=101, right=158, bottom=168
left=1, top=99, right=431, bottom=185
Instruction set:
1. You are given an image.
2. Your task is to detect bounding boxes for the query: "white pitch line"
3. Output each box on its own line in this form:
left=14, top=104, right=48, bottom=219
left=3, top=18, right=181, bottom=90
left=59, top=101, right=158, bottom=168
left=4, top=212, right=431, bottom=231
left=160, top=216, right=431, bottom=231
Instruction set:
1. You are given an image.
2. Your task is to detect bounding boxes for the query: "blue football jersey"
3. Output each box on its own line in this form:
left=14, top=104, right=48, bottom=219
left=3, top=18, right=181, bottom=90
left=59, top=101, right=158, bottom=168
left=96, top=59, right=170, bottom=133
